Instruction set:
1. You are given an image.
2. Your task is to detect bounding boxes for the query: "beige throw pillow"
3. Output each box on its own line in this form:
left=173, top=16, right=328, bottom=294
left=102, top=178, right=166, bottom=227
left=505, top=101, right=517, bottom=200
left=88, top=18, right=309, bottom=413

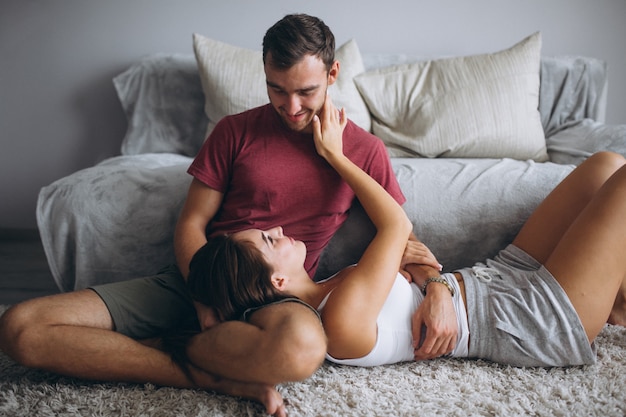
left=193, top=34, right=371, bottom=138
left=354, top=32, right=548, bottom=161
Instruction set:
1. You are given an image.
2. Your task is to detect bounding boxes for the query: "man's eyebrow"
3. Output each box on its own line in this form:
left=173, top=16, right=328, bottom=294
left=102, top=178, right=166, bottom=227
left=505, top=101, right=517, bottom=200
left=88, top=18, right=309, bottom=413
left=266, top=81, right=320, bottom=93
left=298, top=85, right=319, bottom=93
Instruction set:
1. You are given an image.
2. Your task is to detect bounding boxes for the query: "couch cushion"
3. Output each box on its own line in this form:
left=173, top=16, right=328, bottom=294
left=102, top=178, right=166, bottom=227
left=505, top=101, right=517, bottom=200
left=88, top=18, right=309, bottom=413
left=192, top=34, right=371, bottom=135
left=315, top=157, right=573, bottom=280
left=354, top=32, right=548, bottom=161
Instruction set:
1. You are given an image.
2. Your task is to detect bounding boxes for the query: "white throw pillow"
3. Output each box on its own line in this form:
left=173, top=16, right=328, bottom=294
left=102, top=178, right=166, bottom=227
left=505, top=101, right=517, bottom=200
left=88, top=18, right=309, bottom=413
left=354, top=32, right=548, bottom=161
left=193, top=34, right=371, bottom=137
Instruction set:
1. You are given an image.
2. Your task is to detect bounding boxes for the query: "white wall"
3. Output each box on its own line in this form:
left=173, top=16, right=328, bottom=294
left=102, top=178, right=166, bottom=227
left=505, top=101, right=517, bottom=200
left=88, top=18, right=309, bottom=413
left=2, top=0, right=625, bottom=229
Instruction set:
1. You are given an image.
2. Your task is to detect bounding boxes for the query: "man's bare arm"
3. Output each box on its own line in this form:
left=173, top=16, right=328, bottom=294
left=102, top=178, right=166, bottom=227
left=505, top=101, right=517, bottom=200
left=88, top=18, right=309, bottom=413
left=187, top=301, right=327, bottom=385
left=401, top=238, right=457, bottom=360
left=400, top=233, right=442, bottom=281
left=174, top=178, right=224, bottom=279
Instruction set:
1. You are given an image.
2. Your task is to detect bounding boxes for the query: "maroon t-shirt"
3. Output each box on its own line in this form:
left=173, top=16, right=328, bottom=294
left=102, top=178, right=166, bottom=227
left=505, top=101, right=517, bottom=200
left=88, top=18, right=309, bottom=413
left=188, top=104, right=405, bottom=276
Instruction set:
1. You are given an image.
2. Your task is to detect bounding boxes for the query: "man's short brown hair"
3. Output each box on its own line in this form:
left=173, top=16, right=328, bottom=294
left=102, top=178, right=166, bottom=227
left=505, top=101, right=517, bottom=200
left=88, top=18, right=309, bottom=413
left=262, top=14, right=335, bottom=71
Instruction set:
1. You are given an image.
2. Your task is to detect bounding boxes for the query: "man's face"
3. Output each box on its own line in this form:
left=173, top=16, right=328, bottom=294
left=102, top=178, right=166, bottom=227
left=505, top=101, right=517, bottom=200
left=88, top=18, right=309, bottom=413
left=264, top=53, right=339, bottom=134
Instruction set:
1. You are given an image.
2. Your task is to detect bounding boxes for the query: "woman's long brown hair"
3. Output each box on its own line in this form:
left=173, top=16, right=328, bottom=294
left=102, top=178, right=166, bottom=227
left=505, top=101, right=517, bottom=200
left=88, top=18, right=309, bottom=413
left=187, top=234, right=288, bottom=321
left=162, top=235, right=289, bottom=382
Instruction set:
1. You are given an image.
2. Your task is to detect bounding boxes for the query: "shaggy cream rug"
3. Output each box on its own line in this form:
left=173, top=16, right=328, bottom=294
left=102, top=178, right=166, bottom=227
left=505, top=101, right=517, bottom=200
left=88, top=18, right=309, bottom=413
left=1, top=305, right=624, bottom=416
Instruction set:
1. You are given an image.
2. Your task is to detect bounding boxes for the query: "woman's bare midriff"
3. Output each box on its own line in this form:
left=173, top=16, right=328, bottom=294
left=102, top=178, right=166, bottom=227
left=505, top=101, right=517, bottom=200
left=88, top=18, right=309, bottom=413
left=453, top=272, right=470, bottom=346
left=453, top=272, right=467, bottom=308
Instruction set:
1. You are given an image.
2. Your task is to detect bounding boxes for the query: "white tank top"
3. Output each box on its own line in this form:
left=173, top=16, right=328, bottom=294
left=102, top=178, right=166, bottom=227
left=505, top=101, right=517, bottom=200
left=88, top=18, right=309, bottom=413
left=318, top=272, right=469, bottom=366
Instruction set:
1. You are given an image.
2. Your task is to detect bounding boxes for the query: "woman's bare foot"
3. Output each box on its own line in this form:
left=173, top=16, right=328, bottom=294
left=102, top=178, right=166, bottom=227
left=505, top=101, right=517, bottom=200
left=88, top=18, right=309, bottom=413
left=189, top=366, right=286, bottom=416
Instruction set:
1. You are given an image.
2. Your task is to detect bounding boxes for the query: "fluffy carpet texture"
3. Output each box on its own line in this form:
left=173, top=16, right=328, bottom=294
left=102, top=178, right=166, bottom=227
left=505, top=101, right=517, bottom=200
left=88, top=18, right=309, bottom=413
left=1, top=304, right=624, bottom=417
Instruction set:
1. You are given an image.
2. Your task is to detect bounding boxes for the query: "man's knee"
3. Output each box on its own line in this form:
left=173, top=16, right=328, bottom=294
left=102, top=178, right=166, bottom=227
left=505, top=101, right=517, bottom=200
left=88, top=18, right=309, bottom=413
left=0, top=290, right=113, bottom=367
left=0, top=301, right=41, bottom=365
left=250, top=300, right=327, bottom=381
left=284, top=310, right=327, bottom=380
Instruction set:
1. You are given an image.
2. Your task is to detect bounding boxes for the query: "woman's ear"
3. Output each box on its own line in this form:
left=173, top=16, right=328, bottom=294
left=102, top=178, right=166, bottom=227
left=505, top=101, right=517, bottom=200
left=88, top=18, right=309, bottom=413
left=271, top=273, right=288, bottom=291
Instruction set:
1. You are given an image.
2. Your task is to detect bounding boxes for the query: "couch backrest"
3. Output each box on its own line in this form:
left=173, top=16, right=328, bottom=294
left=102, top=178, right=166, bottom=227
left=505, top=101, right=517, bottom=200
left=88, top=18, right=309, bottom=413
left=538, top=56, right=607, bottom=136
left=115, top=53, right=607, bottom=157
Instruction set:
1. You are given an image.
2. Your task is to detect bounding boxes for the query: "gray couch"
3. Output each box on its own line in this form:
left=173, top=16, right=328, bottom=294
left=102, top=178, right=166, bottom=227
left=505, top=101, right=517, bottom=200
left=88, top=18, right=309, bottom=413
left=37, top=39, right=626, bottom=292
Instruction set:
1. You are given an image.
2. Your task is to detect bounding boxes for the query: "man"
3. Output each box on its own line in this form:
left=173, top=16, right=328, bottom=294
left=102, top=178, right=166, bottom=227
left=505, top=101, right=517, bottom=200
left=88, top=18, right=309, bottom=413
left=0, top=13, right=447, bottom=416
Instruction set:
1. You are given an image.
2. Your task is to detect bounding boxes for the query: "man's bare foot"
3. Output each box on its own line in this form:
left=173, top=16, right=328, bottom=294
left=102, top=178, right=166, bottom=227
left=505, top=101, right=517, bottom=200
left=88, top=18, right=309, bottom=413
left=189, top=366, right=286, bottom=416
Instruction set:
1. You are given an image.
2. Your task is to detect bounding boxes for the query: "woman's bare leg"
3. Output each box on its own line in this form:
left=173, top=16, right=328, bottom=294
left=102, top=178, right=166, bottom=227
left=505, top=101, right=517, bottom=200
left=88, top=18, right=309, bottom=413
left=513, top=152, right=626, bottom=331
left=610, top=288, right=626, bottom=326
left=513, top=152, right=626, bottom=342
left=514, top=152, right=626, bottom=263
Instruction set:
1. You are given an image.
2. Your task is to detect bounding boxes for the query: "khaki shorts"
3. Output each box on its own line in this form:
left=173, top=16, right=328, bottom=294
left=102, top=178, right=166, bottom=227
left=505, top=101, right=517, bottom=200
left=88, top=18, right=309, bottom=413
left=91, top=264, right=199, bottom=339
left=91, top=265, right=320, bottom=340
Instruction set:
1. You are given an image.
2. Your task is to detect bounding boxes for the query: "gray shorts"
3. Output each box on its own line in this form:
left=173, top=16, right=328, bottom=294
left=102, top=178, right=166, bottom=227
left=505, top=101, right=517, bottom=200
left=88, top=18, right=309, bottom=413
left=90, top=264, right=199, bottom=339
left=458, top=245, right=597, bottom=367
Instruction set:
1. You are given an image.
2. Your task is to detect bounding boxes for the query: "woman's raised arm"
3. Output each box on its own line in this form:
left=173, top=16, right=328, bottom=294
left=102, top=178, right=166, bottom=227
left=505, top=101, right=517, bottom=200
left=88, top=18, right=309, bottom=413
left=311, top=95, right=413, bottom=359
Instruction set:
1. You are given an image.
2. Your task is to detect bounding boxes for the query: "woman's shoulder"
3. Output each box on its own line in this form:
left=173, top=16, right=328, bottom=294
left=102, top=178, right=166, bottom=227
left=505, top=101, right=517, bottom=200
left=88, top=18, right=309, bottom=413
left=318, top=264, right=356, bottom=283
left=315, top=265, right=356, bottom=309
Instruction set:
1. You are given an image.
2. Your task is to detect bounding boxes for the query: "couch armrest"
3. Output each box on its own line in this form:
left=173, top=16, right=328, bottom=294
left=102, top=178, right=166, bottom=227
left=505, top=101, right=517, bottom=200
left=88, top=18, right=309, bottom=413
left=37, top=153, right=193, bottom=291
left=547, top=119, right=626, bottom=166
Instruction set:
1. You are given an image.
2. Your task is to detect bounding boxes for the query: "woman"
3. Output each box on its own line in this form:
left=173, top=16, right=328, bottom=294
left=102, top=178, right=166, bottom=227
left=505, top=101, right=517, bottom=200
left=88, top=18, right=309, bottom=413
left=188, top=99, right=626, bottom=368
